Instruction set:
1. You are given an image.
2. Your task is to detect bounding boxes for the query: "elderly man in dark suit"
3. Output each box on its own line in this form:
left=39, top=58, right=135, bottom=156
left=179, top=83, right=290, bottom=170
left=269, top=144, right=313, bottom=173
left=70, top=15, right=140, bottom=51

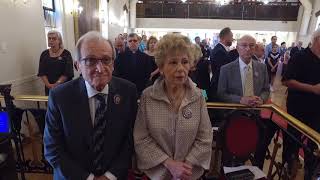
left=44, top=31, right=138, bottom=180
left=217, top=35, right=271, bottom=169
left=114, top=33, right=155, bottom=97
left=289, top=40, right=304, bottom=57
left=209, top=27, right=234, bottom=101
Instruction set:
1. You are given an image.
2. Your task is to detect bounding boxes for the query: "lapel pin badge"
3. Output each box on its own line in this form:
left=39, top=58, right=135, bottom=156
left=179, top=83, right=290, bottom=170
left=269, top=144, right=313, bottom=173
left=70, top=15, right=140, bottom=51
left=254, top=72, right=259, bottom=77
left=114, top=94, right=121, bottom=105
left=182, top=107, right=192, bottom=119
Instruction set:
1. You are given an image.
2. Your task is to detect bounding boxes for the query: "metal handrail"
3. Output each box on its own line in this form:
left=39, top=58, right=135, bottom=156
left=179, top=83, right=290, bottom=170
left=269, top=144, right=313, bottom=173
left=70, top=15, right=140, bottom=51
left=1, top=95, right=320, bottom=149
left=207, top=102, right=320, bottom=149
left=0, top=95, right=48, bottom=102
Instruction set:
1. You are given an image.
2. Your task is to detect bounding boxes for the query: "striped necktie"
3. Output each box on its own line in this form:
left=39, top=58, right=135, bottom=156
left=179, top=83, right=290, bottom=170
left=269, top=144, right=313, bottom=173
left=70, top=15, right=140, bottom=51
left=244, top=65, right=254, bottom=96
left=92, top=93, right=108, bottom=176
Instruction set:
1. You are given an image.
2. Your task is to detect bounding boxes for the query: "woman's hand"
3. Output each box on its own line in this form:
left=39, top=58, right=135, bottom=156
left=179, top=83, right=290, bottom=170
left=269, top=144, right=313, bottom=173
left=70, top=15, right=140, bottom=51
left=163, top=159, right=192, bottom=180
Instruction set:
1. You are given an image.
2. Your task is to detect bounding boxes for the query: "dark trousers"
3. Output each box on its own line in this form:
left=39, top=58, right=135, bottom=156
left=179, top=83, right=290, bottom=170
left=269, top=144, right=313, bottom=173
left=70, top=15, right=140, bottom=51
left=0, top=137, right=18, bottom=180
left=253, top=118, right=278, bottom=170
left=282, top=109, right=320, bottom=180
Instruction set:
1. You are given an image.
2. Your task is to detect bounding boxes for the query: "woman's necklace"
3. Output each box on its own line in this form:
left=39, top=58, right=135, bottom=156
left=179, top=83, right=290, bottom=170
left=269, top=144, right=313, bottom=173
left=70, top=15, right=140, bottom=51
left=167, top=87, right=186, bottom=112
left=50, top=48, right=61, bottom=56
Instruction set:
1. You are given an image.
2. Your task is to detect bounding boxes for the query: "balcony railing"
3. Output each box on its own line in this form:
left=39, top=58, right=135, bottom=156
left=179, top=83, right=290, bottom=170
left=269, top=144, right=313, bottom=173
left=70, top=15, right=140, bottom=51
left=136, top=2, right=300, bottom=21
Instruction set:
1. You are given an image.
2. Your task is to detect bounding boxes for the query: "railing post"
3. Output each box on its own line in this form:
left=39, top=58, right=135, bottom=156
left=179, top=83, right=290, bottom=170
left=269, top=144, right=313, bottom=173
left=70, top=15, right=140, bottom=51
left=187, top=3, right=189, bottom=19
left=161, top=3, right=163, bottom=18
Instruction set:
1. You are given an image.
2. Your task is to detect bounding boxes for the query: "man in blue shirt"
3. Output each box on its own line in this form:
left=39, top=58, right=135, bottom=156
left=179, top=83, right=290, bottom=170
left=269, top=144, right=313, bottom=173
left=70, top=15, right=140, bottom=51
left=138, top=35, right=147, bottom=52
left=265, top=36, right=280, bottom=58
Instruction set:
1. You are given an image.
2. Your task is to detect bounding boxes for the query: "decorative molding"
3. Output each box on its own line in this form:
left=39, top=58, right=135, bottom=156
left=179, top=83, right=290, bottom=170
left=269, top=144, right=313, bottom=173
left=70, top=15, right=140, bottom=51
left=0, top=75, right=39, bottom=87
left=316, top=10, right=320, bottom=17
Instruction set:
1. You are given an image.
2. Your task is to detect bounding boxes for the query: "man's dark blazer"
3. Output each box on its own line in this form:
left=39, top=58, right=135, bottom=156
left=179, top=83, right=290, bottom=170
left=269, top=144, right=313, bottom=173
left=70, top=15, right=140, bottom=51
left=228, top=49, right=239, bottom=62
left=289, top=46, right=304, bottom=57
left=252, top=55, right=259, bottom=61
left=114, top=49, right=155, bottom=97
left=200, top=44, right=211, bottom=59
left=44, top=77, right=138, bottom=180
left=209, top=43, right=233, bottom=101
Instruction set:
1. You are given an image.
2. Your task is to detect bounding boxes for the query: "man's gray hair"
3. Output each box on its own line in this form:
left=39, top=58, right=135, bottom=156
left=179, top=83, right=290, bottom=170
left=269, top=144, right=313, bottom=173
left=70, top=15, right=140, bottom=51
left=311, top=28, right=320, bottom=45
left=48, top=30, right=64, bottom=49
left=75, top=31, right=116, bottom=61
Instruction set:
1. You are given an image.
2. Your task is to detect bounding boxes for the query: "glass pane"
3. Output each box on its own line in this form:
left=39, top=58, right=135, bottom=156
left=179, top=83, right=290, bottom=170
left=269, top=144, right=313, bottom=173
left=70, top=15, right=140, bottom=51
left=42, top=0, right=53, bottom=9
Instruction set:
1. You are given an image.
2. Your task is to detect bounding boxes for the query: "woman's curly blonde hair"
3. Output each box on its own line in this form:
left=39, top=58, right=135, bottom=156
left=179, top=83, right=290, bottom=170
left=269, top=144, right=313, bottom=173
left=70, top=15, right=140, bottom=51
left=154, top=33, right=193, bottom=67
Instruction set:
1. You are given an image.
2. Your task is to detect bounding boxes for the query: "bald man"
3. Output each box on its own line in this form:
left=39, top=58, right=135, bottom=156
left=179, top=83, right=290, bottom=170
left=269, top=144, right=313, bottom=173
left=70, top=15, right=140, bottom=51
left=114, top=37, right=125, bottom=58
left=217, top=35, right=269, bottom=105
left=217, top=35, right=271, bottom=169
left=290, top=40, right=304, bottom=57
left=253, top=43, right=265, bottom=63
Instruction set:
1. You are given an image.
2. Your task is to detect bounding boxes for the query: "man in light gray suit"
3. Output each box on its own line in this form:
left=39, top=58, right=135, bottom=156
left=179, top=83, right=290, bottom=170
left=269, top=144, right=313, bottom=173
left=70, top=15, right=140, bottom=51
left=217, top=35, right=269, bottom=106
left=217, top=35, right=271, bottom=169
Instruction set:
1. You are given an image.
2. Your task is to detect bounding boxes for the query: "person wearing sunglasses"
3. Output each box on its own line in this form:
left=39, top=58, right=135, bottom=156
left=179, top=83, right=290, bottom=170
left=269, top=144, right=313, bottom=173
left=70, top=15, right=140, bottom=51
left=114, top=33, right=157, bottom=97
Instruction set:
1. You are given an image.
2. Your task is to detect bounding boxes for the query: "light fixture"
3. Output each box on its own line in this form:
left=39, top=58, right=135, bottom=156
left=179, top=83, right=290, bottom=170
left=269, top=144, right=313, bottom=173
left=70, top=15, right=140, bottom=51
left=69, top=1, right=83, bottom=16
left=216, top=0, right=230, bottom=6
left=263, top=0, right=269, bottom=4
left=181, top=0, right=187, bottom=3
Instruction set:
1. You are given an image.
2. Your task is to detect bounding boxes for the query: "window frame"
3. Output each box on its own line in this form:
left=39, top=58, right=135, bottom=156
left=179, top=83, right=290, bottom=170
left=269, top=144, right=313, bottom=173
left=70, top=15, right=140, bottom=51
left=43, top=0, right=55, bottom=12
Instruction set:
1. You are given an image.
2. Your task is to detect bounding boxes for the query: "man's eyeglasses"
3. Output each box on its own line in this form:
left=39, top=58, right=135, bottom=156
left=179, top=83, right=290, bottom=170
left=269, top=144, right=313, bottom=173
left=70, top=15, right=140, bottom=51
left=80, top=57, right=113, bottom=67
left=128, top=39, right=138, bottom=43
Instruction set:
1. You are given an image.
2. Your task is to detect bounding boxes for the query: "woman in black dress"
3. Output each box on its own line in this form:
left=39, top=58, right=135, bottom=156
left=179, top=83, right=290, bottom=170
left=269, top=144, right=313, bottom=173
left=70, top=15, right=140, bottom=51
left=145, top=36, right=160, bottom=83
left=38, top=30, right=74, bottom=95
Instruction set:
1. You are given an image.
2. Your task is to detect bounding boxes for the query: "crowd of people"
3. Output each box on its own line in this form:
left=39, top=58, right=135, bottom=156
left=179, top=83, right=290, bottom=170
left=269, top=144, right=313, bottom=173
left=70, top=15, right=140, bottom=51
left=38, top=27, right=320, bottom=180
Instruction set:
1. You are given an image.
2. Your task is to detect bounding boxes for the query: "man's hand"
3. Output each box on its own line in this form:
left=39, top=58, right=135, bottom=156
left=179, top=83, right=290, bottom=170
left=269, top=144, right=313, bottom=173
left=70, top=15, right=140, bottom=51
left=93, top=176, right=109, bottom=180
left=312, top=83, right=320, bottom=95
left=163, top=158, right=192, bottom=180
left=251, top=96, right=263, bottom=106
left=240, top=96, right=263, bottom=107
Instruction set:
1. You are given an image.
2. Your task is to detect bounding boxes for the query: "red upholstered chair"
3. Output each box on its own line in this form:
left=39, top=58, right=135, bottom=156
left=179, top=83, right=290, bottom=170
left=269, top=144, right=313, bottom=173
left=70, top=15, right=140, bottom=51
left=217, top=110, right=265, bottom=167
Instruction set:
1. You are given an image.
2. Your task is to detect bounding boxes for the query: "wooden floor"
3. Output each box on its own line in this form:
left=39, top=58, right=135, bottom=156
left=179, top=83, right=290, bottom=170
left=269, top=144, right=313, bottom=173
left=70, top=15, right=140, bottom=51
left=17, top=63, right=304, bottom=180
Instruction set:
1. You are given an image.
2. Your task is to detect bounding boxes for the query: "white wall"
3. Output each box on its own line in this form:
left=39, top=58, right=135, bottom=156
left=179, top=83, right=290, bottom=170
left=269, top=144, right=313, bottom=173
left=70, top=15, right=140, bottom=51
left=108, top=0, right=129, bottom=41
left=0, top=0, right=46, bottom=86
left=309, top=0, right=320, bottom=32
left=294, top=0, right=320, bottom=46
left=136, top=18, right=299, bottom=32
